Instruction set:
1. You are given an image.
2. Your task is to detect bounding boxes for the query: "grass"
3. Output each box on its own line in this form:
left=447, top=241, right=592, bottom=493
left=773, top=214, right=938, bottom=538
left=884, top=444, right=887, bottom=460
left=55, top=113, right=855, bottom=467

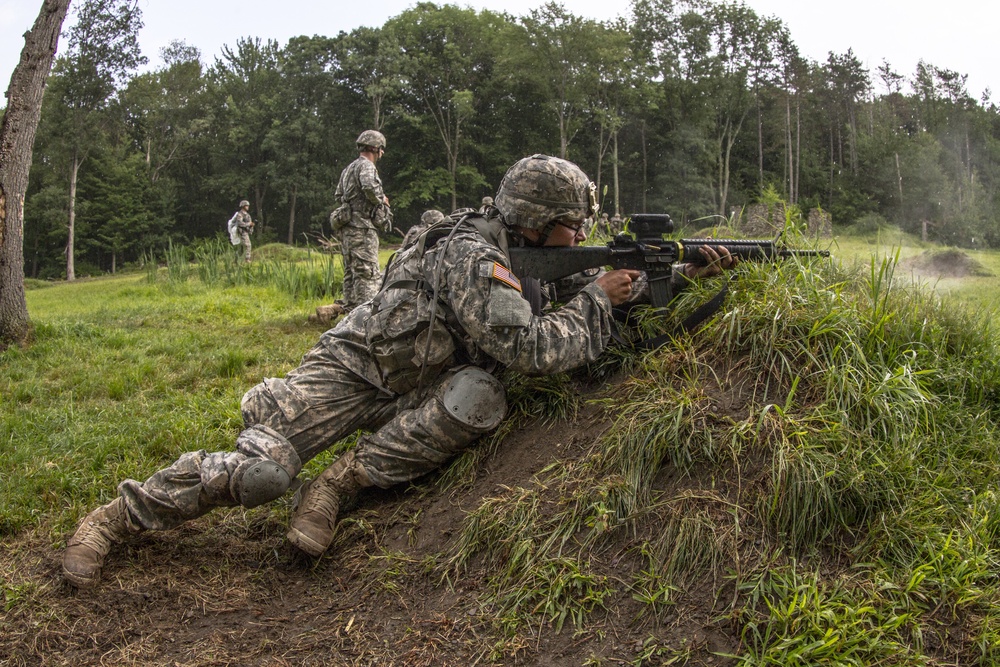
left=5, top=232, right=1000, bottom=663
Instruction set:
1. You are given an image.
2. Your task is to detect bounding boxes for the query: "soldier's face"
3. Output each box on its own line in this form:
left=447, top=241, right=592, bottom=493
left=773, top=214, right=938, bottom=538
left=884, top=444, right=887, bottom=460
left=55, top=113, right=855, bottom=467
left=545, top=220, right=585, bottom=247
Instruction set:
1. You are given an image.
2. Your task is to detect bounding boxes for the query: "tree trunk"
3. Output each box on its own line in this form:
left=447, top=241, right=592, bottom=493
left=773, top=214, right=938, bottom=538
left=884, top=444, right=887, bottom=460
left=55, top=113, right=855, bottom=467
left=0, top=0, right=71, bottom=349
left=287, top=185, right=297, bottom=245
left=612, top=131, right=620, bottom=216
left=785, top=94, right=793, bottom=200
left=595, top=123, right=605, bottom=211
left=757, top=96, right=764, bottom=187
left=66, top=154, right=79, bottom=281
left=640, top=119, right=648, bottom=213
left=795, top=96, right=801, bottom=204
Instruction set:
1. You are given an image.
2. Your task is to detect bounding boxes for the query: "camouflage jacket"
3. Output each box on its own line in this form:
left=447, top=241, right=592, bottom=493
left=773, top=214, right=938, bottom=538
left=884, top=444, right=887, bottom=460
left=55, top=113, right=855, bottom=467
left=334, top=156, right=386, bottom=230
left=319, top=216, right=614, bottom=393
left=230, top=210, right=253, bottom=230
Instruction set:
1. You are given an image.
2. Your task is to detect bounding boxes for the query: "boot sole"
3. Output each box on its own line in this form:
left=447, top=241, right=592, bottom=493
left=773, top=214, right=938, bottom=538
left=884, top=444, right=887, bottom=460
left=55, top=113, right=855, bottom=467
left=286, top=527, right=329, bottom=557
left=62, top=566, right=99, bottom=588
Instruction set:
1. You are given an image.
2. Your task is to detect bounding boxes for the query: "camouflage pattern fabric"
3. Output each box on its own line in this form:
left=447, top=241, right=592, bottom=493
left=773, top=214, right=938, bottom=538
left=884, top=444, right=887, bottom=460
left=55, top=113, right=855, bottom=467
left=334, top=156, right=385, bottom=231
left=238, top=228, right=252, bottom=262
left=230, top=210, right=253, bottom=261
left=339, top=226, right=381, bottom=307
left=114, top=215, right=615, bottom=531
left=335, top=156, right=386, bottom=307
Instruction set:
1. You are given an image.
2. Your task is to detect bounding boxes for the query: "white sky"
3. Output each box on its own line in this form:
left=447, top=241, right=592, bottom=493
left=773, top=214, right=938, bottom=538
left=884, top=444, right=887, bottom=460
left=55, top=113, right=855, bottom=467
left=2, top=0, right=997, bottom=104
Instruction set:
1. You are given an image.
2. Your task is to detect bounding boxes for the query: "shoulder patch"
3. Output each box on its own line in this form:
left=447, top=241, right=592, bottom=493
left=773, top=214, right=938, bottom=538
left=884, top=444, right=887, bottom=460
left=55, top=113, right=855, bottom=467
left=489, top=262, right=522, bottom=292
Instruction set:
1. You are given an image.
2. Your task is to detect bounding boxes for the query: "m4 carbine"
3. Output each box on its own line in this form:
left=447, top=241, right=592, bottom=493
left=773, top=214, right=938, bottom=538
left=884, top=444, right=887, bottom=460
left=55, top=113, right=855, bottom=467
left=508, top=213, right=830, bottom=308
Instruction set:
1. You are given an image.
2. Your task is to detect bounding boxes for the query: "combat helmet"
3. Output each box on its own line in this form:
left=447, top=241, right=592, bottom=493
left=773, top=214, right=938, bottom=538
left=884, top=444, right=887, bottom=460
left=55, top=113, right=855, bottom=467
left=494, top=154, right=596, bottom=241
left=420, top=209, right=446, bottom=226
left=356, top=130, right=386, bottom=151
left=239, top=199, right=250, bottom=208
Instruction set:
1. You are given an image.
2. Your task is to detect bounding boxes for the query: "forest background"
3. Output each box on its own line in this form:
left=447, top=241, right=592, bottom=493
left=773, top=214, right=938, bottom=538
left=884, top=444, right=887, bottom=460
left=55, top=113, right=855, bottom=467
left=6, top=0, right=1000, bottom=281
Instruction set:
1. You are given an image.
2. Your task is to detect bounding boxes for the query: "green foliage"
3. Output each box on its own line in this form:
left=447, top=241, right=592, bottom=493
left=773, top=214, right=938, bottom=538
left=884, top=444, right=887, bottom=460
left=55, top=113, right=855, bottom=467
left=151, top=238, right=341, bottom=301
left=8, top=233, right=1000, bottom=660
left=20, top=0, right=1000, bottom=280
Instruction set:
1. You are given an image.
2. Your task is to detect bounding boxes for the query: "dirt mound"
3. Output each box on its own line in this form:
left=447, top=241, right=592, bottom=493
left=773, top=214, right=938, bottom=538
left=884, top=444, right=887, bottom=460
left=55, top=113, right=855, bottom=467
left=899, top=248, right=992, bottom=278
left=0, top=378, right=740, bottom=666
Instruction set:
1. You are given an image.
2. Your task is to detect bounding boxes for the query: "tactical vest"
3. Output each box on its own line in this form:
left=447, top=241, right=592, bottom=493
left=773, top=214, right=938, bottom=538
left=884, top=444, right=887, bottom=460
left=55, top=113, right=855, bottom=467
left=365, top=213, right=510, bottom=395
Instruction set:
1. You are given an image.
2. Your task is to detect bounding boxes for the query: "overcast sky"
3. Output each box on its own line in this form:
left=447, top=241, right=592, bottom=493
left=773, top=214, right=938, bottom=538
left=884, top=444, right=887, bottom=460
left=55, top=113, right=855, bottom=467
left=2, top=0, right=996, bottom=104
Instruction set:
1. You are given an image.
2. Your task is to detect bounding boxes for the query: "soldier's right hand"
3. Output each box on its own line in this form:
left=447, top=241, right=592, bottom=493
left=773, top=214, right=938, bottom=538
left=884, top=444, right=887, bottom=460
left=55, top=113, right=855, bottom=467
left=595, top=269, right=642, bottom=306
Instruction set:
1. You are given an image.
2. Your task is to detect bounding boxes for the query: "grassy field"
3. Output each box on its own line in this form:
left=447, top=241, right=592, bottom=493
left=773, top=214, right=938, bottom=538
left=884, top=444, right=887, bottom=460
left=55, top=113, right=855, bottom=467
left=4, top=232, right=1000, bottom=664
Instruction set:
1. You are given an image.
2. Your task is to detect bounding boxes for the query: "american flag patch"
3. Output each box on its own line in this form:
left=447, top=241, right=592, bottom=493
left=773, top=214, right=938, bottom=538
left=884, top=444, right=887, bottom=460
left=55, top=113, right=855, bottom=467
left=491, top=262, right=522, bottom=292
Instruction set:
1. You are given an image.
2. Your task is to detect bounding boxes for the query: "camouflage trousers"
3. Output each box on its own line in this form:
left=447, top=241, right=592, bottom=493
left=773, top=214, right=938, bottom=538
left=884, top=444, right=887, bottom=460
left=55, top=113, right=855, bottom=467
left=238, top=229, right=252, bottom=262
left=118, top=341, right=503, bottom=531
left=339, top=226, right=380, bottom=309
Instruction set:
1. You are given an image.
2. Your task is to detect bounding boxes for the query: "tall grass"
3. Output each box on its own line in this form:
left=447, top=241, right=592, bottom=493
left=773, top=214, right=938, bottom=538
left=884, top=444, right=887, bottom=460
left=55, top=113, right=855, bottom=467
left=7, top=237, right=1000, bottom=662
left=448, top=250, right=1000, bottom=660
left=152, top=237, right=342, bottom=300
left=1, top=275, right=325, bottom=536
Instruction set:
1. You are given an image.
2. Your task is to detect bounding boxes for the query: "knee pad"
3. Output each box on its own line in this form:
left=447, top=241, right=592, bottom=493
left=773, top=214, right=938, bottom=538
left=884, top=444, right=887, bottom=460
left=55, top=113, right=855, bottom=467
left=439, top=367, right=506, bottom=432
left=230, top=425, right=303, bottom=508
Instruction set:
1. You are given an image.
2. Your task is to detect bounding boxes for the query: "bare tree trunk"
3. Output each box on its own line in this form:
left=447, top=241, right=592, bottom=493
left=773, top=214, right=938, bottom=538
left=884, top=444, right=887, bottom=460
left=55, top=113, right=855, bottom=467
left=786, top=94, right=793, bottom=200
left=558, top=113, right=568, bottom=160
left=795, top=97, right=801, bottom=204
left=287, top=185, right=297, bottom=245
left=0, top=0, right=71, bottom=349
left=895, top=152, right=904, bottom=209
left=640, top=119, right=648, bottom=213
left=66, top=154, right=79, bottom=281
left=612, top=131, right=620, bottom=216
left=595, top=123, right=604, bottom=210
left=757, top=96, right=764, bottom=187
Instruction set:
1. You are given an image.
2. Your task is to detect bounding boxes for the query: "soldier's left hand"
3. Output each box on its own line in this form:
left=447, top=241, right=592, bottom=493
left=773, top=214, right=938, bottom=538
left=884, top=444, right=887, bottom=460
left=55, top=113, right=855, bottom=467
left=684, top=245, right=738, bottom=279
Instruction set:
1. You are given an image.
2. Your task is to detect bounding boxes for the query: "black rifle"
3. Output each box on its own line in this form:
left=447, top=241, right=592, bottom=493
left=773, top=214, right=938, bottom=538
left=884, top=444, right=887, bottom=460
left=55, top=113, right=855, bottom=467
left=508, top=213, right=830, bottom=308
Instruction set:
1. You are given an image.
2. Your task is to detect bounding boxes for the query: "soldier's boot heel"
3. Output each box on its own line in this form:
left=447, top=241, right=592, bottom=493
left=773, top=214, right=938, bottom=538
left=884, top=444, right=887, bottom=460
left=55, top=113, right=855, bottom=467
left=287, top=450, right=371, bottom=557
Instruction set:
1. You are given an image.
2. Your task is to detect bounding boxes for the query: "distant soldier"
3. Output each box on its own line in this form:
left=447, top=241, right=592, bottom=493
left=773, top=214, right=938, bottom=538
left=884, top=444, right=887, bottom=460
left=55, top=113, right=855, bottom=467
left=597, top=212, right=611, bottom=236
left=479, top=196, right=494, bottom=214
left=402, top=209, right=447, bottom=247
left=227, top=200, right=254, bottom=262
left=609, top=213, right=623, bottom=235
left=330, top=130, right=390, bottom=311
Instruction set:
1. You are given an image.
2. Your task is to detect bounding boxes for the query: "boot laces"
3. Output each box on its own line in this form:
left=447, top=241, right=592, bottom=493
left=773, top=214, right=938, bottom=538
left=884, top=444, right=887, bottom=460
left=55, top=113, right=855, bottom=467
left=72, top=502, right=126, bottom=555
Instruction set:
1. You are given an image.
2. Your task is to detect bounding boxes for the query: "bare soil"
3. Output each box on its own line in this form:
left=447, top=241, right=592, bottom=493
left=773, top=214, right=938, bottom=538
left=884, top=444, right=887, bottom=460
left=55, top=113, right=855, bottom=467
left=0, top=378, right=744, bottom=666
left=899, top=248, right=993, bottom=279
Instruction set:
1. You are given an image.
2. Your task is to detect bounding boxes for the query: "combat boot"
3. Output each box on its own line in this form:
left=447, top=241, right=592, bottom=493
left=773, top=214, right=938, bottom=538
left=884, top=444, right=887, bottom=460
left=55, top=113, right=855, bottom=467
left=287, top=450, right=372, bottom=557
left=62, top=497, right=137, bottom=588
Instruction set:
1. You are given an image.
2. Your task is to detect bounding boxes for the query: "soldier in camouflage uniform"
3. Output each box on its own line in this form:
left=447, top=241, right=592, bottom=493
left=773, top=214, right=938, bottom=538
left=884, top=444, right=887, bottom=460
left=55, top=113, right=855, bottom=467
left=331, top=130, right=390, bottom=311
left=228, top=200, right=254, bottom=262
left=401, top=209, right=446, bottom=248
left=62, top=155, right=736, bottom=586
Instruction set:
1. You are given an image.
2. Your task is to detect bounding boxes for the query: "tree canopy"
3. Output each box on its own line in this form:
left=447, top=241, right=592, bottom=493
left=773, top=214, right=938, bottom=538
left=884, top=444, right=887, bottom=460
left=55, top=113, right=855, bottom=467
left=17, top=0, right=1000, bottom=279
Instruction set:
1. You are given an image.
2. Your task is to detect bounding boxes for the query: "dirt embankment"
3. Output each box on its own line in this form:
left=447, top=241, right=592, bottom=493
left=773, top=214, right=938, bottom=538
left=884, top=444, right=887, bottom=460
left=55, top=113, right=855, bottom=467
left=0, top=376, right=741, bottom=667
left=899, top=248, right=993, bottom=279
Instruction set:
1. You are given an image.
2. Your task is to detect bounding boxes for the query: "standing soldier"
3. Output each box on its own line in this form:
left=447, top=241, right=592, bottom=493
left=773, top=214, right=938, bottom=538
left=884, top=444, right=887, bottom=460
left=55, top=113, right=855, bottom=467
left=479, top=196, right=494, bottom=214
left=330, top=130, right=390, bottom=312
left=228, top=200, right=254, bottom=262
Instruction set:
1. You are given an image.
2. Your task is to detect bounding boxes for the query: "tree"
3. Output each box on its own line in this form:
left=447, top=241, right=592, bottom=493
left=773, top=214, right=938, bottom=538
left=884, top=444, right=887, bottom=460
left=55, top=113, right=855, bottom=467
left=514, top=3, right=601, bottom=160
left=49, top=0, right=145, bottom=280
left=386, top=3, right=500, bottom=211
left=264, top=36, right=343, bottom=244
left=208, top=37, right=281, bottom=232
left=0, top=0, right=72, bottom=350
left=334, top=27, right=402, bottom=130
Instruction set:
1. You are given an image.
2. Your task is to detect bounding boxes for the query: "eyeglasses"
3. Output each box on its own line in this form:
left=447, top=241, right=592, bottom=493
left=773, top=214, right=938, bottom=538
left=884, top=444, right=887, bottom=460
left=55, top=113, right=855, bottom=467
left=555, top=220, right=584, bottom=232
